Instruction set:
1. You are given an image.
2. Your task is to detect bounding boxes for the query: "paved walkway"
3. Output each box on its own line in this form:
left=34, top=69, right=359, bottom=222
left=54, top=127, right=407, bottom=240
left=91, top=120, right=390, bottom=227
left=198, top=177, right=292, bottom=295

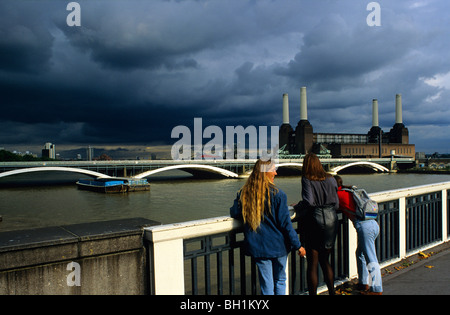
left=333, top=241, right=450, bottom=295
left=382, top=243, right=450, bottom=295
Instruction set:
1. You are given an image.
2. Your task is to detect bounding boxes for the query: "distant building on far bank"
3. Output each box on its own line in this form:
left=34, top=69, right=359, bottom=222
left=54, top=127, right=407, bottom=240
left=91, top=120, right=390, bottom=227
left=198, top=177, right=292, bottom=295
left=279, top=87, right=415, bottom=158
left=42, top=142, right=56, bottom=159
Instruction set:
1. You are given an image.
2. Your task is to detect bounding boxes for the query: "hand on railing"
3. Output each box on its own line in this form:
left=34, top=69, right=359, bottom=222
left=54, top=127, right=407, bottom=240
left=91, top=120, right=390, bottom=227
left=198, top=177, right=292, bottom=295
left=288, top=205, right=296, bottom=220
left=298, top=246, right=306, bottom=258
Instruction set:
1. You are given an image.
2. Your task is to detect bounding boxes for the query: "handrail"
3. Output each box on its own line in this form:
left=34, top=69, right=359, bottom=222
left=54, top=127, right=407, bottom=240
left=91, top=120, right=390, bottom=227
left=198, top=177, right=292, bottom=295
left=146, top=216, right=242, bottom=243
left=370, top=181, right=450, bottom=201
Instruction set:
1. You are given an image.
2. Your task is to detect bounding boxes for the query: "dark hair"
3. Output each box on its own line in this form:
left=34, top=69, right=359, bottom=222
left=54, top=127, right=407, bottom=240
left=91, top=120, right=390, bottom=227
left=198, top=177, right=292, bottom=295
left=302, top=153, right=330, bottom=181
left=334, top=175, right=343, bottom=187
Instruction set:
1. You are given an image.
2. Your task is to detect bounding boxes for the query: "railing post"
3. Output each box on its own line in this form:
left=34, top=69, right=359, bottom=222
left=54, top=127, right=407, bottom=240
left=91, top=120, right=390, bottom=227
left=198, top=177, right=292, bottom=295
left=144, top=217, right=239, bottom=295
left=442, top=189, right=448, bottom=241
left=285, top=255, right=290, bottom=295
left=347, top=223, right=358, bottom=279
left=146, top=233, right=185, bottom=295
left=398, top=197, right=407, bottom=259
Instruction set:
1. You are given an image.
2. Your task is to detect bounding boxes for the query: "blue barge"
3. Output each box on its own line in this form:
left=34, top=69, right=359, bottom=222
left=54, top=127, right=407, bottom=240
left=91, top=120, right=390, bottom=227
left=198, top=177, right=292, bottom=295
left=76, top=177, right=150, bottom=193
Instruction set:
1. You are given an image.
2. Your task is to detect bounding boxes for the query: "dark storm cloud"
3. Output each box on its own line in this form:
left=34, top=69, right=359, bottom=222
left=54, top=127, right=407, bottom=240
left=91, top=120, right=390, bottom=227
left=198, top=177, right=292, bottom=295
left=0, top=0, right=449, bottom=154
left=277, top=13, right=419, bottom=90
left=0, top=2, right=54, bottom=74
left=57, top=0, right=296, bottom=71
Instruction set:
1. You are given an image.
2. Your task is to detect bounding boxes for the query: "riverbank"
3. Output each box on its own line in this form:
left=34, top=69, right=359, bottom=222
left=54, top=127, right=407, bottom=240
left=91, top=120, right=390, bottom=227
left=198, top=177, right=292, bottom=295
left=398, top=168, right=450, bottom=175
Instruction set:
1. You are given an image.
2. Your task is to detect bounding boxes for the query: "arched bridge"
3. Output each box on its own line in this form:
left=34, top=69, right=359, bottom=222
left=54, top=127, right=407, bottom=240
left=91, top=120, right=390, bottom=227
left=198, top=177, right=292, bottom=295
left=134, top=164, right=239, bottom=179
left=0, top=167, right=112, bottom=180
left=329, top=161, right=390, bottom=175
left=0, top=158, right=414, bottom=181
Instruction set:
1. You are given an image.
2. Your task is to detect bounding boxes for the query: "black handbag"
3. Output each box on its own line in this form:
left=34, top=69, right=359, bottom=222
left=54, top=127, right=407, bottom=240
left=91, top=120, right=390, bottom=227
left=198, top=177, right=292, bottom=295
left=293, top=201, right=309, bottom=220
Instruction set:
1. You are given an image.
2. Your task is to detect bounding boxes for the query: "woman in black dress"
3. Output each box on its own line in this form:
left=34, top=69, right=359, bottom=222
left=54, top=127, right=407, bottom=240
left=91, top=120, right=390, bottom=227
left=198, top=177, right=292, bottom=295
left=294, top=153, right=339, bottom=295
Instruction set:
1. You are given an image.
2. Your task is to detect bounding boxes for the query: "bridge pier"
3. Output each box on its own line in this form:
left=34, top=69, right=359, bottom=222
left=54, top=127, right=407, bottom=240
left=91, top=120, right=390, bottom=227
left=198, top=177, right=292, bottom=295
left=237, top=165, right=247, bottom=176
left=389, top=159, right=398, bottom=173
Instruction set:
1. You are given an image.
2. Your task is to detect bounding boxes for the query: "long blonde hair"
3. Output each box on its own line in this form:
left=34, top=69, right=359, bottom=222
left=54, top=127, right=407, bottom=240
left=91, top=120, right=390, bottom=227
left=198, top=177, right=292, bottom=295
left=239, top=159, right=278, bottom=231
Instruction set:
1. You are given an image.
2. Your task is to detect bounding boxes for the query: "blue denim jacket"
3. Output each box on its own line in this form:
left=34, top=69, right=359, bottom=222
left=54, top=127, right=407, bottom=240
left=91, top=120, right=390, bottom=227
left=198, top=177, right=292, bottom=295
left=230, top=188, right=301, bottom=258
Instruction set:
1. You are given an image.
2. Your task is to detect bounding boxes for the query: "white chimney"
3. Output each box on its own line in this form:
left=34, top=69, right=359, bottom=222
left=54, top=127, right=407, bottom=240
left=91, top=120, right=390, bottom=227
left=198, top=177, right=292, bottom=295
left=282, top=93, right=290, bottom=124
left=396, top=94, right=403, bottom=124
left=300, top=87, right=308, bottom=121
left=372, top=99, right=379, bottom=127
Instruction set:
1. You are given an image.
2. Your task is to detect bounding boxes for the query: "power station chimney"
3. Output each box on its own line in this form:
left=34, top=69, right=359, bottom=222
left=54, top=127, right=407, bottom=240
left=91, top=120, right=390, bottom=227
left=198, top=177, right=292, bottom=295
left=282, top=93, right=290, bottom=124
left=372, top=99, right=379, bottom=127
left=368, top=98, right=382, bottom=144
left=293, top=86, right=313, bottom=154
left=395, top=94, right=403, bottom=124
left=279, top=93, right=294, bottom=154
left=389, top=93, right=408, bottom=144
left=300, top=87, right=307, bottom=121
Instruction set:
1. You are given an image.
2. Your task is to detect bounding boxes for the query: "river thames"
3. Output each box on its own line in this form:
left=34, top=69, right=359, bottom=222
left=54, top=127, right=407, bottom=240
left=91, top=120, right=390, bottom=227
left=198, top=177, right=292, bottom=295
left=1, top=171, right=450, bottom=232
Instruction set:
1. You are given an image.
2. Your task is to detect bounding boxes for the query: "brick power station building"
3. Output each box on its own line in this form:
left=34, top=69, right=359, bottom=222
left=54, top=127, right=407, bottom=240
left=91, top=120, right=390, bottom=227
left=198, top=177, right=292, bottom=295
left=279, top=87, right=415, bottom=158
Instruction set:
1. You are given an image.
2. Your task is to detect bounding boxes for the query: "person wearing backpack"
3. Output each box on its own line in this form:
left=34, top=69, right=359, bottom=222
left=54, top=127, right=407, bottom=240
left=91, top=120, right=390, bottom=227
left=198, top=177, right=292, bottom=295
left=334, top=175, right=383, bottom=295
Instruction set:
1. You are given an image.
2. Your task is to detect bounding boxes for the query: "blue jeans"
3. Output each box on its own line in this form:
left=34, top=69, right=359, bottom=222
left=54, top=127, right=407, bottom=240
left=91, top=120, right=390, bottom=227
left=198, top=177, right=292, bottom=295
left=355, top=220, right=383, bottom=293
left=254, top=255, right=288, bottom=295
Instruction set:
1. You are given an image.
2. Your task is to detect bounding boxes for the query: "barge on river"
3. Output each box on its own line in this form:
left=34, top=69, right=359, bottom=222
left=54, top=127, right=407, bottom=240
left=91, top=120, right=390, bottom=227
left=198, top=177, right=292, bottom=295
left=76, top=177, right=150, bottom=193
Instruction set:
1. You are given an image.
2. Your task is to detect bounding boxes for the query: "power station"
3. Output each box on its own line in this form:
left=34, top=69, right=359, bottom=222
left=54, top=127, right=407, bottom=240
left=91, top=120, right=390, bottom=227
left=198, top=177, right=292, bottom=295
left=279, top=87, right=415, bottom=158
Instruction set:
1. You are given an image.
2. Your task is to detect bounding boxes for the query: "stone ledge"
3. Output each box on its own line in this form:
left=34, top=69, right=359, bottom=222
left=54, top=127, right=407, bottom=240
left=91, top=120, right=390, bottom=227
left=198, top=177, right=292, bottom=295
left=0, top=218, right=160, bottom=271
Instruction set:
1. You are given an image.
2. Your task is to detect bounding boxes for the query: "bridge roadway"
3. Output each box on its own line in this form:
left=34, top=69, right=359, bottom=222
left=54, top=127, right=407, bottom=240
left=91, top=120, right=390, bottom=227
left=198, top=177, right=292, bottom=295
left=0, top=157, right=414, bottom=179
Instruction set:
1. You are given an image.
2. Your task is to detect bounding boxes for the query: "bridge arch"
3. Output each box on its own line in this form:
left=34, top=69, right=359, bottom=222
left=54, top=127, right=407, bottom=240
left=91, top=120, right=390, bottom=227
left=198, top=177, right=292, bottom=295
left=0, top=167, right=111, bottom=179
left=135, top=164, right=239, bottom=179
left=330, top=161, right=389, bottom=174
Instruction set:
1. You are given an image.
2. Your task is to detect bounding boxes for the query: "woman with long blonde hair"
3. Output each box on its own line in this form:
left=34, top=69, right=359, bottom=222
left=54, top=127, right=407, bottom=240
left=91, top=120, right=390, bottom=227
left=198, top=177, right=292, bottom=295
left=230, top=159, right=305, bottom=295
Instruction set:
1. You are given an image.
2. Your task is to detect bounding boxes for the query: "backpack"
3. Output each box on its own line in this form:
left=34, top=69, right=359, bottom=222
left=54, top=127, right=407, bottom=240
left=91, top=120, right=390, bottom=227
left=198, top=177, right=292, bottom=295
left=341, top=187, right=378, bottom=220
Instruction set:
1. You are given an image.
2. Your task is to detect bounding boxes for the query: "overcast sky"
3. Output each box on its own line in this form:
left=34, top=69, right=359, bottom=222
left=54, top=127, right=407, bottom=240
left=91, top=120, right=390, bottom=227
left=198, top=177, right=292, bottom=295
left=1, top=0, right=449, bottom=154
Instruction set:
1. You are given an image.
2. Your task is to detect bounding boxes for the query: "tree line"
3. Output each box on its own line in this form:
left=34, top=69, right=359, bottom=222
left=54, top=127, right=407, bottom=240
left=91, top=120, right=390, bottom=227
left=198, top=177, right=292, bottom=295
left=0, top=150, right=54, bottom=162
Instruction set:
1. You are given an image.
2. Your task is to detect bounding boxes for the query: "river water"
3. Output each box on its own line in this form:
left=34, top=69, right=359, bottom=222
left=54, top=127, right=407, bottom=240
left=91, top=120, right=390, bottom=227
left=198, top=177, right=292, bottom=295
left=1, top=171, right=449, bottom=232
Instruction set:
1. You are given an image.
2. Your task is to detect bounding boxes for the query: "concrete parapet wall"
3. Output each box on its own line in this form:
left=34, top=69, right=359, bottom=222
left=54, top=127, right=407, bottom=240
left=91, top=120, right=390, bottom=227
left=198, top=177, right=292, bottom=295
left=0, top=218, right=159, bottom=295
